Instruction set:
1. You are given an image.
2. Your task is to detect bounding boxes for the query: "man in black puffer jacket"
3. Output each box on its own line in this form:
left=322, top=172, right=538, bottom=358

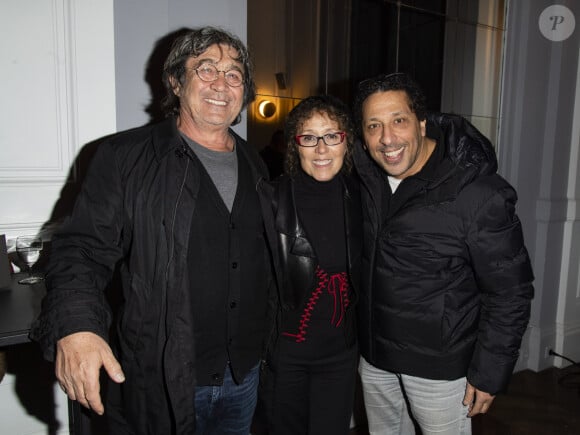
left=352, top=72, right=534, bottom=435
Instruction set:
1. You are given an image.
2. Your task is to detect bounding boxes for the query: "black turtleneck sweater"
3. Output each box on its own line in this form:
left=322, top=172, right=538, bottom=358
left=294, top=170, right=346, bottom=272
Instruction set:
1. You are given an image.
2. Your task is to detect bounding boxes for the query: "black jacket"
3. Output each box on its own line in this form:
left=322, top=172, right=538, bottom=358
left=258, top=173, right=363, bottom=350
left=354, top=113, right=534, bottom=395
left=30, top=117, right=273, bottom=434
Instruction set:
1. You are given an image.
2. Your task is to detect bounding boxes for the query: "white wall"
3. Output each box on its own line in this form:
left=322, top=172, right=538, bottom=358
left=0, top=0, right=117, bottom=241
left=499, top=0, right=580, bottom=372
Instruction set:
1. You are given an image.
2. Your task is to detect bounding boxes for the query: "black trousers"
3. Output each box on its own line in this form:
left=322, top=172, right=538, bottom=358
left=269, top=340, right=358, bottom=435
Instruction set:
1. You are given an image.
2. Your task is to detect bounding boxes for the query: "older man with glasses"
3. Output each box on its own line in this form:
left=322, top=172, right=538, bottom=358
left=31, top=26, right=276, bottom=435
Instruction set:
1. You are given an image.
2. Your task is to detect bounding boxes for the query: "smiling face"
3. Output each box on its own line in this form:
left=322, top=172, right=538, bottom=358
left=172, top=43, right=244, bottom=130
left=362, top=90, right=433, bottom=179
left=297, top=112, right=347, bottom=181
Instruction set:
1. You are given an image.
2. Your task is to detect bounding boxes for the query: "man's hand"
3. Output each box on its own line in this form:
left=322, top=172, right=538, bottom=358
left=55, top=331, right=125, bottom=415
left=463, top=381, right=495, bottom=417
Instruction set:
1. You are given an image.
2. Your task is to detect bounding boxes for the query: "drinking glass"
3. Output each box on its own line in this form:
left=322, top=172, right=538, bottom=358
left=16, top=236, right=44, bottom=284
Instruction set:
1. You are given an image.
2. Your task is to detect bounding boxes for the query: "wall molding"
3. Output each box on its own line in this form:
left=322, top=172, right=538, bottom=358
left=0, top=0, right=116, bottom=240
left=0, top=0, right=77, bottom=182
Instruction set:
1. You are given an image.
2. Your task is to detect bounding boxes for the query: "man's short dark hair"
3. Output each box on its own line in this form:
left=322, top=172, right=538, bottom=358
left=353, top=72, right=427, bottom=135
left=161, top=26, right=256, bottom=124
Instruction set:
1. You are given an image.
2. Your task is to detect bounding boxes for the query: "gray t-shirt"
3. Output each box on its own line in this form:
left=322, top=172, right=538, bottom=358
left=181, top=134, right=238, bottom=211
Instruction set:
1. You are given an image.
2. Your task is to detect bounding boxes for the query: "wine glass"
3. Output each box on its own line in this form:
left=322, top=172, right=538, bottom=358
left=16, top=235, right=44, bottom=284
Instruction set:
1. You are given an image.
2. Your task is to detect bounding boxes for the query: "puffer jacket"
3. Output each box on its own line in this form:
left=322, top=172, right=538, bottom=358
left=30, top=117, right=273, bottom=434
left=354, top=113, right=534, bottom=395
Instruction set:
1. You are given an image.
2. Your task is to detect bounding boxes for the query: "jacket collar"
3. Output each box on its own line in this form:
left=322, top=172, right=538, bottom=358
left=426, top=112, right=497, bottom=177
left=151, top=117, right=185, bottom=159
left=150, top=117, right=268, bottom=182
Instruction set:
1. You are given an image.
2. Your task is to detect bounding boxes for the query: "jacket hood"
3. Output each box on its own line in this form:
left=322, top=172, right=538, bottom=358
left=427, top=112, right=497, bottom=177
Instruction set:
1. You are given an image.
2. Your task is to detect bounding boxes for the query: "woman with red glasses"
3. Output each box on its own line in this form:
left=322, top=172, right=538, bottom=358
left=258, top=95, right=362, bottom=435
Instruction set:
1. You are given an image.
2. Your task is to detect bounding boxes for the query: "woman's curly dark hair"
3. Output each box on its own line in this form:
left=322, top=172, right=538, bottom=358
left=161, top=26, right=256, bottom=125
left=353, top=72, right=427, bottom=136
left=284, top=95, right=355, bottom=176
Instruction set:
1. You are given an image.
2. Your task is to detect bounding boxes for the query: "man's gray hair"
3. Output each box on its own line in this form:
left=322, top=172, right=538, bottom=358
left=161, top=26, right=256, bottom=124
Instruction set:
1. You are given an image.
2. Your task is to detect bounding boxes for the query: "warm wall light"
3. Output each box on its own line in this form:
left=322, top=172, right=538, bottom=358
left=258, top=100, right=277, bottom=118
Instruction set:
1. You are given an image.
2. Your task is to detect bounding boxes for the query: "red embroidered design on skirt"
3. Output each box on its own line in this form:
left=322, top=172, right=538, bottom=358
left=282, top=266, right=349, bottom=343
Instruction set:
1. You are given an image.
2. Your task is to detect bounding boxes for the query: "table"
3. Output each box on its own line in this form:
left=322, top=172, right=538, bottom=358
left=0, top=274, right=92, bottom=435
left=0, top=274, right=45, bottom=346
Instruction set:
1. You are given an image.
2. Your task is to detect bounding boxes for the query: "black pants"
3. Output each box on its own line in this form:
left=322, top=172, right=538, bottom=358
left=269, top=341, right=358, bottom=435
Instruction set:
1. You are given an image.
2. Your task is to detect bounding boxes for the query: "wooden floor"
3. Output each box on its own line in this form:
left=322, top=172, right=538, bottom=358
left=350, top=364, right=580, bottom=435
left=55, top=360, right=580, bottom=434
left=472, top=365, right=580, bottom=435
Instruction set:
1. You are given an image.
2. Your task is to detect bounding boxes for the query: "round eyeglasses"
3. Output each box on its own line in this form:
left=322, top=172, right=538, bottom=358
left=190, top=63, right=244, bottom=87
left=295, top=131, right=346, bottom=147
